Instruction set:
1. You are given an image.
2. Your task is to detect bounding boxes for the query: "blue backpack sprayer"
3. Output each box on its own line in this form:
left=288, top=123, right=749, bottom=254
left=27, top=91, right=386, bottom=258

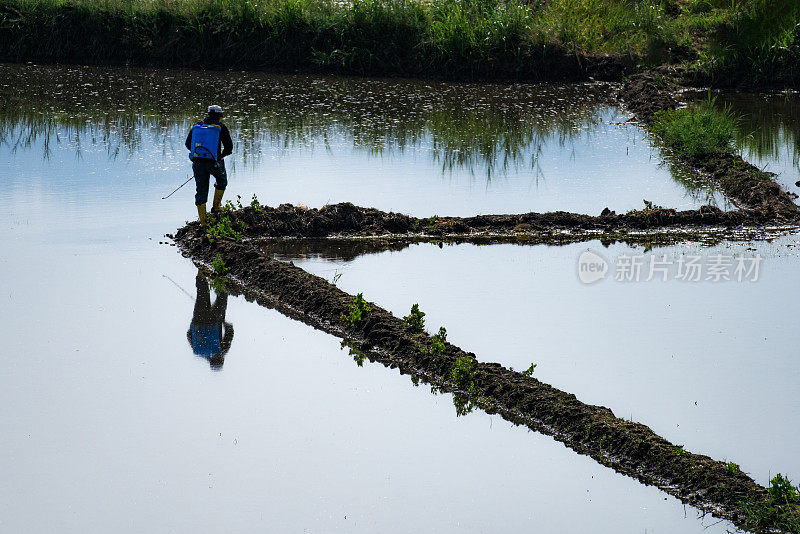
left=162, top=122, right=222, bottom=200
left=189, top=123, right=222, bottom=162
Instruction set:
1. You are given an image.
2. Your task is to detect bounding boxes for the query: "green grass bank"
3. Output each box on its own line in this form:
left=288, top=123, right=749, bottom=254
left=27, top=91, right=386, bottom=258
left=1, top=0, right=798, bottom=84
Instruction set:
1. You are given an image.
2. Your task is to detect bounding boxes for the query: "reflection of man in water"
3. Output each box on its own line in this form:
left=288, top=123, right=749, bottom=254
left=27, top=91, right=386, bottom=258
left=187, top=273, right=233, bottom=370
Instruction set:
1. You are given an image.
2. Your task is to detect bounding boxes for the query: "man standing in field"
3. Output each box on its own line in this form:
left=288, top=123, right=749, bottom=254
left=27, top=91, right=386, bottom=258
left=185, top=105, right=233, bottom=226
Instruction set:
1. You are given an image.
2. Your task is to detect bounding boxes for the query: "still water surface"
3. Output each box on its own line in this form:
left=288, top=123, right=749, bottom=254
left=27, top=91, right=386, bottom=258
left=284, top=238, right=800, bottom=491
left=2, top=62, right=726, bottom=217
left=4, top=62, right=793, bottom=532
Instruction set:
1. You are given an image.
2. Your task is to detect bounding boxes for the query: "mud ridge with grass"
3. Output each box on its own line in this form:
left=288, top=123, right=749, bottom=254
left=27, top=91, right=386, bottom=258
left=620, top=71, right=800, bottom=222
left=197, top=200, right=797, bottom=247
left=172, top=223, right=800, bottom=533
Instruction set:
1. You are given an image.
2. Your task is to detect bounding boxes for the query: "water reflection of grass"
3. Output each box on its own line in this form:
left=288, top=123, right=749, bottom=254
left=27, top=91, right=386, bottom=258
left=688, top=92, right=800, bottom=173
left=0, top=64, right=615, bottom=177
left=730, top=96, right=800, bottom=171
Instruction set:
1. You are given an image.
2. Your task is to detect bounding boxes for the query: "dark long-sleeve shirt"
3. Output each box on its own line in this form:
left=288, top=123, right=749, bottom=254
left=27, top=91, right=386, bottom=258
left=185, top=115, right=233, bottom=160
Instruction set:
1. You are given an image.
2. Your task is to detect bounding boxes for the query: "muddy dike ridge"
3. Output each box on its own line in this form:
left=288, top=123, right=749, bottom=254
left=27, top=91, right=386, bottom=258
left=173, top=222, right=799, bottom=533
left=620, top=71, right=800, bottom=222
left=193, top=200, right=798, bottom=247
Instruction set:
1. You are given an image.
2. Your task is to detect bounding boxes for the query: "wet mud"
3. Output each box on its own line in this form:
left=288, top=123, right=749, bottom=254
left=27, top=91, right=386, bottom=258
left=172, top=225, right=799, bottom=533
left=202, top=201, right=796, bottom=246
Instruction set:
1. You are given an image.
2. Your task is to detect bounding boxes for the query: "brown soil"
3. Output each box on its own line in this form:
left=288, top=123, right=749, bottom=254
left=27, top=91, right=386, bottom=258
left=199, top=201, right=793, bottom=246
left=172, top=225, right=799, bottom=533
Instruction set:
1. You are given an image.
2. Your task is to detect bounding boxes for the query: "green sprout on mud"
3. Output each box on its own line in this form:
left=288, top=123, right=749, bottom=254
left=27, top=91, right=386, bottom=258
left=423, top=326, right=447, bottom=355
left=725, top=461, right=740, bottom=474
left=331, top=270, right=343, bottom=285
left=450, top=355, right=475, bottom=386
left=341, top=292, right=371, bottom=327
left=642, top=199, right=664, bottom=210
left=521, top=363, right=537, bottom=377
left=250, top=194, right=263, bottom=212
left=738, top=473, right=800, bottom=533
left=425, top=215, right=439, bottom=233
left=207, top=213, right=242, bottom=243
left=212, top=253, right=229, bottom=275
left=675, top=444, right=686, bottom=455
left=223, top=195, right=244, bottom=212
left=403, top=303, right=426, bottom=333
left=769, top=474, right=799, bottom=504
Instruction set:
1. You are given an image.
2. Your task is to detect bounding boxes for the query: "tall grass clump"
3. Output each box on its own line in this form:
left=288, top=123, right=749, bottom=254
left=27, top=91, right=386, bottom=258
left=686, top=0, right=800, bottom=82
left=651, top=97, right=738, bottom=158
left=2, top=0, right=797, bottom=82
left=0, top=0, right=574, bottom=79
left=536, top=0, right=681, bottom=58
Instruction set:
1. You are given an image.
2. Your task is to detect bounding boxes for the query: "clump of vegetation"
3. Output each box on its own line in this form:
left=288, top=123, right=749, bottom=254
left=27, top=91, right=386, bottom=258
left=538, top=0, right=680, bottom=58
left=212, top=252, right=229, bottom=275
left=341, top=292, right=371, bottom=327
left=450, top=354, right=475, bottom=386
left=739, top=473, right=800, bottom=533
left=207, top=213, right=243, bottom=243
left=423, top=326, right=447, bottom=355
left=521, top=363, right=537, bottom=377
left=223, top=195, right=244, bottom=212
left=642, top=199, right=664, bottom=210
left=250, top=194, right=263, bottom=212
left=403, top=303, right=426, bottom=333
left=425, top=215, right=439, bottom=233
left=651, top=98, right=739, bottom=158
left=769, top=474, right=799, bottom=505
left=693, top=0, right=800, bottom=83
left=725, top=461, right=740, bottom=474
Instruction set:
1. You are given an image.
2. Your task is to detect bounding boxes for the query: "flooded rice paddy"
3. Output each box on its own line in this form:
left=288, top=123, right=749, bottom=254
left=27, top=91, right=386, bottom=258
left=281, top=237, right=800, bottom=490
left=2, top=62, right=798, bottom=532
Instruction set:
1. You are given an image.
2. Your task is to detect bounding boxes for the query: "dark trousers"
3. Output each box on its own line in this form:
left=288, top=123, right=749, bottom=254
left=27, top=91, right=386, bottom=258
left=193, top=159, right=228, bottom=206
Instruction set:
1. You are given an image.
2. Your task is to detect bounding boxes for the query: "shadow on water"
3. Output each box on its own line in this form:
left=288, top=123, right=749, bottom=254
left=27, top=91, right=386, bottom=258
left=267, top=238, right=417, bottom=262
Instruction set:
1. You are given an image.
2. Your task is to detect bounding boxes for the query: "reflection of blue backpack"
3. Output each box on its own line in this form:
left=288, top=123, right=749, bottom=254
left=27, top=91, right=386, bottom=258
left=191, top=323, right=222, bottom=357
left=189, top=123, right=221, bottom=161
